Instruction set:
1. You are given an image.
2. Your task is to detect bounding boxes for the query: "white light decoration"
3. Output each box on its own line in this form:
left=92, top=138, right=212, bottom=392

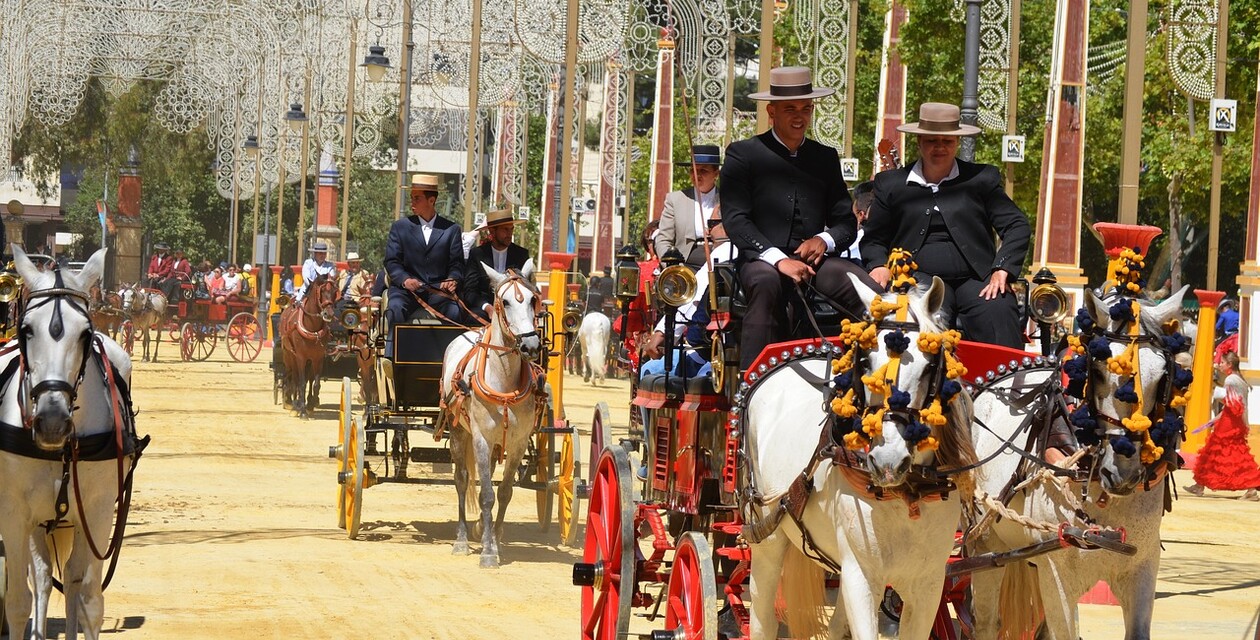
left=794, top=0, right=851, bottom=148
left=1167, top=0, right=1216, bottom=101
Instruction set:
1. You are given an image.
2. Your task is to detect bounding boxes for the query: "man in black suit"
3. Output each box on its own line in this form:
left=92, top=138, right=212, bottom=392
left=861, top=102, right=1031, bottom=348
left=721, top=66, right=879, bottom=369
left=462, top=208, right=531, bottom=321
left=383, top=174, right=465, bottom=355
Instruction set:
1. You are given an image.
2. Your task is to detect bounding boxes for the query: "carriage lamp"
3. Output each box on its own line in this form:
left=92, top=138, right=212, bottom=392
left=242, top=134, right=260, bottom=158
left=361, top=45, right=392, bottom=82
left=614, top=245, right=641, bottom=302
left=283, top=103, right=308, bottom=133
left=656, top=248, right=696, bottom=308
left=1028, top=267, right=1068, bottom=357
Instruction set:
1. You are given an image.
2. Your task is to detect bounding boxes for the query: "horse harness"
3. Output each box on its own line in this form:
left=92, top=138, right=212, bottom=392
left=0, top=271, right=148, bottom=591
left=292, top=278, right=335, bottom=342
left=439, top=273, right=547, bottom=449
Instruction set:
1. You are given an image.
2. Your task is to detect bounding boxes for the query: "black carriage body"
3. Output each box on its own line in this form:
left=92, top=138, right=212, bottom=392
left=387, top=323, right=466, bottom=409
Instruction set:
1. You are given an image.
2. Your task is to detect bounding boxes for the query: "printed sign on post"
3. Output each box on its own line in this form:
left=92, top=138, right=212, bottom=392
left=1210, top=99, right=1237, bottom=132
left=1002, top=135, right=1026, bottom=163
left=840, top=158, right=860, bottom=182
left=517, top=206, right=531, bottom=220
left=474, top=212, right=487, bottom=227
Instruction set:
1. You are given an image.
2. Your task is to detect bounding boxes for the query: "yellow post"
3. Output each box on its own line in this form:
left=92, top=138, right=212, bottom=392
left=267, top=265, right=283, bottom=341
left=1184, top=289, right=1225, bottom=453
left=291, top=263, right=304, bottom=292
left=544, top=252, right=575, bottom=421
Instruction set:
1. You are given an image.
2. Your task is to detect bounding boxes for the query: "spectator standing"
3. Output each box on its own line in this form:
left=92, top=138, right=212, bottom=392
left=1185, top=351, right=1260, bottom=501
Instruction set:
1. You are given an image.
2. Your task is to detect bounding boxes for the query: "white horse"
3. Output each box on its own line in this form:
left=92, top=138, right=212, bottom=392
left=440, top=262, right=543, bottom=568
left=740, top=275, right=977, bottom=639
left=577, top=311, right=611, bottom=385
left=0, top=246, right=139, bottom=639
left=119, top=283, right=166, bottom=362
left=969, top=286, right=1188, bottom=640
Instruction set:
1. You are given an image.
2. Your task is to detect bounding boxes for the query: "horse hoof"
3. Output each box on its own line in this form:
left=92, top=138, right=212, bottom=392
left=479, top=555, right=500, bottom=569
left=452, top=542, right=470, bottom=555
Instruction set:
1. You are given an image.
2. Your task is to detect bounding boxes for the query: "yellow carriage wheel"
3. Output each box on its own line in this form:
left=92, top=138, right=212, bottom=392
left=557, top=429, right=582, bottom=547
left=335, top=378, right=352, bottom=529
left=342, top=413, right=366, bottom=539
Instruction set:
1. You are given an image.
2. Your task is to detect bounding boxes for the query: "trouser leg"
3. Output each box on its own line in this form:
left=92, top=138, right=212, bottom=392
left=738, top=261, right=789, bottom=369
left=954, top=277, right=1023, bottom=348
left=812, top=257, right=884, bottom=321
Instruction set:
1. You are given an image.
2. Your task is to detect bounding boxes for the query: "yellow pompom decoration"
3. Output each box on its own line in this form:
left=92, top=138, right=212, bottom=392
left=861, top=409, right=886, bottom=439
left=916, top=436, right=940, bottom=452
left=830, top=389, right=859, bottom=418
left=843, top=431, right=866, bottom=451
left=1170, top=389, right=1190, bottom=408
left=919, top=399, right=949, bottom=428
left=1140, top=437, right=1163, bottom=465
left=835, top=349, right=856, bottom=374
left=862, top=361, right=892, bottom=397
left=917, top=333, right=943, bottom=355
left=1107, top=341, right=1139, bottom=377
left=1067, top=334, right=1085, bottom=355
left=943, top=351, right=968, bottom=380
left=1122, top=411, right=1152, bottom=433
left=870, top=297, right=902, bottom=322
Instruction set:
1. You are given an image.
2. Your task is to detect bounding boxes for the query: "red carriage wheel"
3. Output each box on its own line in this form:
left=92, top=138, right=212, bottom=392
left=590, top=401, right=612, bottom=470
left=575, top=445, right=635, bottom=640
left=179, top=322, right=195, bottom=361
left=663, top=532, right=718, bottom=640
left=119, top=320, right=136, bottom=356
left=167, top=322, right=181, bottom=343
left=190, top=324, right=217, bottom=361
left=226, top=312, right=263, bottom=362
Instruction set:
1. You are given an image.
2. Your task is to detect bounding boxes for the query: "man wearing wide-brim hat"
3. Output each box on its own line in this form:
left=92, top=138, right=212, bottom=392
left=656, top=144, right=723, bottom=267
left=145, top=242, right=174, bottom=291
left=382, top=174, right=465, bottom=353
left=298, top=241, right=338, bottom=301
left=860, top=101, right=1030, bottom=349
left=720, top=66, right=879, bottom=369
left=461, top=208, right=531, bottom=321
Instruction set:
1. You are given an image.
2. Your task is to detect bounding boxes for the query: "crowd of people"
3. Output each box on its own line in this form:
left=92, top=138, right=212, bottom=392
left=144, top=242, right=259, bottom=305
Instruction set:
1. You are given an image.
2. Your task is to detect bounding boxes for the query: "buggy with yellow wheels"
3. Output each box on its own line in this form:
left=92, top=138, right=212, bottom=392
left=329, top=295, right=585, bottom=545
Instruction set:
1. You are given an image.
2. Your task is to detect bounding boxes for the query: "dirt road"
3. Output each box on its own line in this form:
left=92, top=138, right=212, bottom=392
left=23, top=349, right=1260, bottom=638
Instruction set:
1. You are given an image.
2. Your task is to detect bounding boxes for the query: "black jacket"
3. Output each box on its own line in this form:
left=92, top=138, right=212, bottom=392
left=384, top=214, right=465, bottom=290
left=861, top=160, right=1030, bottom=279
left=462, top=242, right=531, bottom=314
left=720, top=131, right=856, bottom=262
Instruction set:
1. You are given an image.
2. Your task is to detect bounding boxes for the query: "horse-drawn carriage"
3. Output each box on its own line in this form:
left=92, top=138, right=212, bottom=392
left=574, top=227, right=1191, bottom=640
left=328, top=263, right=585, bottom=556
left=110, top=282, right=263, bottom=362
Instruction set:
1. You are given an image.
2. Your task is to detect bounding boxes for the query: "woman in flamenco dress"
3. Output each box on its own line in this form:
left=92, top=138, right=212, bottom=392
left=1185, top=351, right=1260, bottom=501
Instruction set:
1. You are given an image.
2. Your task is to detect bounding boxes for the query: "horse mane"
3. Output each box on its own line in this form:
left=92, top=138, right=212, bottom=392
left=940, top=390, right=978, bottom=497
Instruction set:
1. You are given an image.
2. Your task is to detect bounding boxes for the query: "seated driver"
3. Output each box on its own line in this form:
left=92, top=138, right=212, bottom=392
left=461, top=208, right=531, bottom=322
left=383, top=174, right=465, bottom=358
left=861, top=102, right=1030, bottom=348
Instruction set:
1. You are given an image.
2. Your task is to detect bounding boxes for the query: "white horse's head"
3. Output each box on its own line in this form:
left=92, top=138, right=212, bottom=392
left=483, top=260, right=541, bottom=360
left=841, top=274, right=977, bottom=488
left=12, top=244, right=106, bottom=450
left=1073, top=285, right=1190, bottom=495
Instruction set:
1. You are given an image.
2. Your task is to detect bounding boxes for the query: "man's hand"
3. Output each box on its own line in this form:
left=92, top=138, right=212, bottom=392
left=776, top=258, right=815, bottom=284
left=869, top=266, right=891, bottom=288
left=645, top=331, right=667, bottom=359
left=403, top=278, right=422, bottom=292
left=439, top=279, right=457, bottom=293
left=794, top=237, right=829, bottom=266
left=979, top=270, right=1009, bottom=300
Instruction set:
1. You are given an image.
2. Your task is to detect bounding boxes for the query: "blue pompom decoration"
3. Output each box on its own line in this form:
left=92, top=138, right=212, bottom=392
left=1088, top=336, right=1113, bottom=360
left=904, top=419, right=932, bottom=442
left=1075, top=307, right=1095, bottom=331
left=1071, top=406, right=1101, bottom=445
left=884, top=330, right=911, bottom=354
left=1063, top=355, right=1089, bottom=381
left=1114, top=380, right=1138, bottom=403
left=834, top=372, right=853, bottom=390
left=887, top=387, right=911, bottom=409
left=1172, top=365, right=1193, bottom=389
left=1150, top=411, right=1183, bottom=444
left=940, top=380, right=962, bottom=402
left=1108, top=299, right=1136, bottom=324
left=1111, top=436, right=1138, bottom=457
left=1066, top=379, right=1086, bottom=398
left=1161, top=333, right=1189, bottom=354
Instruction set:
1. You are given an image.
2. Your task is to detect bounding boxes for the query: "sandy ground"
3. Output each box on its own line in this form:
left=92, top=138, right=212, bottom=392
left=12, top=348, right=1260, bottom=639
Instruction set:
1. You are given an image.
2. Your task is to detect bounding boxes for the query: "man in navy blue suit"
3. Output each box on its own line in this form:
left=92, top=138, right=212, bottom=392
left=383, top=174, right=465, bottom=356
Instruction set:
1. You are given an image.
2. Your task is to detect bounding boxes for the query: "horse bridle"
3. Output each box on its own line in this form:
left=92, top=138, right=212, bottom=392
left=843, top=317, right=948, bottom=437
left=490, top=271, right=541, bottom=352
left=17, top=269, right=96, bottom=414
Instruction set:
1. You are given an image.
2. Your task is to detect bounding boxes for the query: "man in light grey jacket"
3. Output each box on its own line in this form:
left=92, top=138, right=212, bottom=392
left=655, top=144, right=721, bottom=267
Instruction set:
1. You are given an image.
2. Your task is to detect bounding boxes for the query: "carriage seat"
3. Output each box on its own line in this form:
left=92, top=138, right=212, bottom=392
left=684, top=375, right=717, bottom=396
left=640, top=373, right=685, bottom=396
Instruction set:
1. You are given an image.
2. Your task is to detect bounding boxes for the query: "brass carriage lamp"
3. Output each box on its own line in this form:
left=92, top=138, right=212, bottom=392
left=614, top=245, right=641, bottom=302
left=242, top=134, right=261, bottom=158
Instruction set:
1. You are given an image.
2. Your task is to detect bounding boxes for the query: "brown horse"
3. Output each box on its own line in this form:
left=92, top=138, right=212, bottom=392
left=121, top=283, right=168, bottom=361
left=279, top=274, right=338, bottom=418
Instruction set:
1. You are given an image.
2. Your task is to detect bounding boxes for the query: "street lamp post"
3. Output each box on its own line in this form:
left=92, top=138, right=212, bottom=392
left=959, top=0, right=982, bottom=161
left=243, top=133, right=262, bottom=268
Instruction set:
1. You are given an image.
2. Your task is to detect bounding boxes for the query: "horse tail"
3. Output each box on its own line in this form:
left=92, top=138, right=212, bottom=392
left=997, top=561, right=1043, bottom=640
left=778, top=543, right=828, bottom=640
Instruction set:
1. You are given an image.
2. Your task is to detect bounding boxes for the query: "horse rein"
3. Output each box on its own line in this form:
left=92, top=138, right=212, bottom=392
left=295, top=278, right=336, bottom=340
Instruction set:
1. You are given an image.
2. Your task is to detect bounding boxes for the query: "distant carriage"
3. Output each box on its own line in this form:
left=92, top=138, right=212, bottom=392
left=117, top=281, right=263, bottom=363
left=329, top=273, right=584, bottom=548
